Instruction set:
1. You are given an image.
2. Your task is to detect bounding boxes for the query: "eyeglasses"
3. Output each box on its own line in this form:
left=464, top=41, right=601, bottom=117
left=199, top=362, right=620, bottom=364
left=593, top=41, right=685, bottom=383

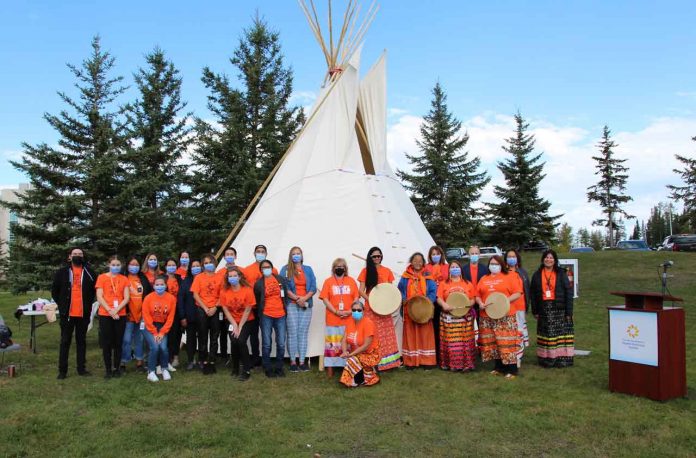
left=351, top=309, right=362, bottom=312
left=371, top=255, right=382, bottom=259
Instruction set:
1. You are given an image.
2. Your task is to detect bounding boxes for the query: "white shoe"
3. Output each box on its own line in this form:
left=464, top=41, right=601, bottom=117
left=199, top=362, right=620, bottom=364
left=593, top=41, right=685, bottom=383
left=162, top=369, right=171, bottom=381
left=156, top=365, right=162, bottom=375
left=172, top=356, right=179, bottom=368
left=167, top=363, right=176, bottom=372
left=147, top=372, right=159, bottom=383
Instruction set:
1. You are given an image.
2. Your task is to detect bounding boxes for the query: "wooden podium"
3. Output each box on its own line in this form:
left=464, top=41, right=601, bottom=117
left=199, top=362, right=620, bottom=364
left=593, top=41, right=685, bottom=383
left=607, top=292, right=686, bottom=401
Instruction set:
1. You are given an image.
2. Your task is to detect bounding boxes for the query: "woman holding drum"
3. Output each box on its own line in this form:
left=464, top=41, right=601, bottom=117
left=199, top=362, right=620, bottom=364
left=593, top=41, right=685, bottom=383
left=435, top=260, right=477, bottom=371
left=475, top=255, right=523, bottom=379
left=398, top=252, right=437, bottom=369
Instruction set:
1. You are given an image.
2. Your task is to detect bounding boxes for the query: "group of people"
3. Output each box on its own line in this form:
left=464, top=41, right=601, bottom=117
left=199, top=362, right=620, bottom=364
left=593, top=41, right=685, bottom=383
left=51, top=244, right=575, bottom=387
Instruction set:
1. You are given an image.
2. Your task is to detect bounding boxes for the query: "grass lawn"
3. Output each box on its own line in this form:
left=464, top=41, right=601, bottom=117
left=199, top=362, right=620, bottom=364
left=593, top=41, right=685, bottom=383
left=0, top=251, right=694, bottom=457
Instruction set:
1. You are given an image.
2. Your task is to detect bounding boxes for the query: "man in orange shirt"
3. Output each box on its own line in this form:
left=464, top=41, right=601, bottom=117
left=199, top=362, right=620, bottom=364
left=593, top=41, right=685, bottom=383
left=51, top=247, right=97, bottom=379
left=244, top=244, right=277, bottom=367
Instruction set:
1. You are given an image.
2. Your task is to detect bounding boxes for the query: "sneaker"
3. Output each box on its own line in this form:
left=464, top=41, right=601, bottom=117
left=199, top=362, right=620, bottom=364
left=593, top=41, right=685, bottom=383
left=147, top=371, right=159, bottom=383
left=167, top=363, right=176, bottom=373
left=162, top=369, right=172, bottom=381
left=156, top=365, right=162, bottom=375
left=299, top=363, right=310, bottom=372
left=504, top=373, right=517, bottom=380
left=265, top=369, right=276, bottom=378
left=202, top=364, right=210, bottom=375
left=289, top=364, right=300, bottom=373
left=186, top=362, right=196, bottom=371
left=490, top=370, right=502, bottom=376
left=57, top=373, right=67, bottom=380
left=210, top=363, right=217, bottom=374
left=238, top=371, right=251, bottom=382
left=274, top=368, right=286, bottom=378
left=172, top=356, right=179, bottom=368
left=77, top=370, right=92, bottom=377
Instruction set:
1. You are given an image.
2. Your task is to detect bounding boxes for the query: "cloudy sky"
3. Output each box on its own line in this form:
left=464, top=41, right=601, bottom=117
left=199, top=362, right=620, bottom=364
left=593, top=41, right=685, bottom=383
left=1, top=0, right=695, bottom=234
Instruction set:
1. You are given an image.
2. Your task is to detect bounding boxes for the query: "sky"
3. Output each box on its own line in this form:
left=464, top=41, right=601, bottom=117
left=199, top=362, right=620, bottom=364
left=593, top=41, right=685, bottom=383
left=1, top=0, right=695, bottom=235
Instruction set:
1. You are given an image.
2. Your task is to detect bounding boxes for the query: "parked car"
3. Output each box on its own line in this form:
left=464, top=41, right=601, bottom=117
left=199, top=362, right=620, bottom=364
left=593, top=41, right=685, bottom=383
left=444, top=246, right=503, bottom=262
left=615, top=240, right=651, bottom=251
left=445, top=247, right=467, bottom=262
left=479, top=246, right=503, bottom=259
left=570, top=246, right=595, bottom=253
left=522, top=240, right=549, bottom=252
left=660, top=234, right=696, bottom=252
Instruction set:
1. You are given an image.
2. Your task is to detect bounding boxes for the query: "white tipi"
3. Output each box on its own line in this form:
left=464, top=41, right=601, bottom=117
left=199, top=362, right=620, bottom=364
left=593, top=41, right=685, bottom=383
left=218, top=1, right=435, bottom=357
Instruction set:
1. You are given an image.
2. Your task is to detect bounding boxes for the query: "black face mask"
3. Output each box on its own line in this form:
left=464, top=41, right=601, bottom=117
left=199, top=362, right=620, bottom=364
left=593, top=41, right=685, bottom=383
left=71, top=256, right=84, bottom=266
left=334, top=267, right=345, bottom=276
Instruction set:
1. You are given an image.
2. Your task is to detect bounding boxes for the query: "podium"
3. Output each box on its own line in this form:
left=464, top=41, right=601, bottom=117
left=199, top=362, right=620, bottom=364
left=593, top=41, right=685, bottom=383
left=607, top=292, right=686, bottom=401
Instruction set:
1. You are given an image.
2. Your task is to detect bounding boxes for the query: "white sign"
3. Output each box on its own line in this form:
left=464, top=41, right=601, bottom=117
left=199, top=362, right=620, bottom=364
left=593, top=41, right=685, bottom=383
left=609, top=310, right=658, bottom=366
left=559, top=259, right=579, bottom=298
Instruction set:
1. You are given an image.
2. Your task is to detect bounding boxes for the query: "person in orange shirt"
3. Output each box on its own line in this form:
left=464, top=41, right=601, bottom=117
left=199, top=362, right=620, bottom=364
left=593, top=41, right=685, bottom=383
left=190, top=254, right=222, bottom=374
left=425, top=245, right=448, bottom=365
left=216, top=246, right=239, bottom=363
left=475, top=255, right=523, bottom=379
left=505, top=249, right=531, bottom=367
left=435, top=260, right=476, bottom=371
left=164, top=257, right=183, bottom=370
left=119, top=256, right=152, bottom=374
left=220, top=267, right=256, bottom=381
left=95, top=255, right=131, bottom=379
left=141, top=253, right=162, bottom=287
left=142, top=277, right=177, bottom=382
left=340, top=300, right=380, bottom=387
left=244, top=244, right=277, bottom=367
left=357, top=246, right=401, bottom=371
left=176, top=251, right=191, bottom=279
left=320, top=258, right=359, bottom=378
left=253, top=259, right=289, bottom=378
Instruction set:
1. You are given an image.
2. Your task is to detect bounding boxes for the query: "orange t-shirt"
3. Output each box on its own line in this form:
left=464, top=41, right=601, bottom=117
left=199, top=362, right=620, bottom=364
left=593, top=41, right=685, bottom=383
left=142, top=291, right=176, bottom=336
left=294, top=268, right=307, bottom=297
left=470, top=263, right=479, bottom=289
left=426, top=263, right=449, bottom=285
left=166, top=276, right=180, bottom=298
left=244, top=262, right=278, bottom=286
left=144, top=270, right=157, bottom=287
left=476, top=273, right=522, bottom=318
left=190, top=273, right=222, bottom=308
left=262, top=276, right=285, bottom=318
left=95, top=273, right=129, bottom=317
left=357, top=265, right=395, bottom=313
left=541, top=269, right=557, bottom=301
left=69, top=267, right=84, bottom=318
left=126, top=274, right=145, bottom=322
left=176, top=266, right=188, bottom=279
left=220, top=286, right=256, bottom=322
left=320, top=276, right=360, bottom=327
left=344, top=316, right=378, bottom=352
left=437, top=278, right=475, bottom=302
left=509, top=271, right=526, bottom=313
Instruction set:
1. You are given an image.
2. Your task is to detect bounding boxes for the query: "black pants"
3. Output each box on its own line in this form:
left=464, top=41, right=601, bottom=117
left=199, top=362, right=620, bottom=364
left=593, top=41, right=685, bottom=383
left=183, top=320, right=198, bottom=363
left=248, top=318, right=260, bottom=360
left=230, top=320, right=254, bottom=373
left=167, top=315, right=181, bottom=360
left=494, top=358, right=518, bottom=375
left=218, top=313, right=229, bottom=359
left=58, top=315, right=89, bottom=374
left=197, top=308, right=220, bottom=364
left=99, top=316, right=126, bottom=372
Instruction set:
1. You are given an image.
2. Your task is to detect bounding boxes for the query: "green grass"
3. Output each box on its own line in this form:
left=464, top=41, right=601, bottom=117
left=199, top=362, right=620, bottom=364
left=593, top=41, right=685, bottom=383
left=0, top=251, right=695, bottom=457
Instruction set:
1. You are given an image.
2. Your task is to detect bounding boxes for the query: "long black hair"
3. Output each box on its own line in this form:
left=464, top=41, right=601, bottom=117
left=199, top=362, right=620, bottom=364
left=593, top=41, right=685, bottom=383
left=538, top=249, right=560, bottom=272
left=365, top=246, right=382, bottom=291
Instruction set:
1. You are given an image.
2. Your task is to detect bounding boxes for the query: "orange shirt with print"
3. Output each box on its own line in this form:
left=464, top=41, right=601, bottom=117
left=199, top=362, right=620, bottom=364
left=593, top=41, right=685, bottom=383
left=262, top=276, right=285, bottom=318
left=476, top=273, right=522, bottom=318
left=357, top=265, right=395, bottom=314
left=95, top=273, right=129, bottom=317
left=142, top=291, right=176, bottom=336
left=126, top=275, right=145, bottom=322
left=69, top=267, right=84, bottom=318
left=426, top=263, right=449, bottom=285
left=190, top=273, right=222, bottom=308
left=344, top=316, right=378, bottom=352
left=166, top=276, right=180, bottom=298
left=244, top=262, right=278, bottom=286
left=509, top=271, right=526, bottom=313
left=320, top=276, right=360, bottom=327
left=437, top=278, right=475, bottom=302
left=220, top=286, right=256, bottom=322
left=541, top=269, right=557, bottom=301
left=176, top=266, right=188, bottom=279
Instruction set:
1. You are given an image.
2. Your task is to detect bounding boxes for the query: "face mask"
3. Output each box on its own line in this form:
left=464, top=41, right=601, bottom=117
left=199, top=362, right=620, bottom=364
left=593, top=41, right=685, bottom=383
left=228, top=277, right=240, bottom=286
left=191, top=266, right=202, bottom=275
left=489, top=264, right=502, bottom=274
left=352, top=310, right=363, bottom=320
left=255, top=253, right=266, bottom=262
left=431, top=254, right=441, bottom=263
left=147, top=259, right=158, bottom=269
left=110, top=266, right=121, bottom=275
left=292, top=254, right=302, bottom=263
left=334, top=267, right=345, bottom=277
left=470, top=255, right=479, bottom=264
left=450, top=267, right=462, bottom=276
left=71, top=256, right=84, bottom=266
left=128, top=265, right=140, bottom=275
left=506, top=257, right=518, bottom=267
left=179, top=258, right=189, bottom=266
left=166, top=265, right=177, bottom=274
left=262, top=268, right=272, bottom=277
left=204, top=263, right=215, bottom=272
left=154, top=285, right=166, bottom=295
left=225, top=255, right=235, bottom=264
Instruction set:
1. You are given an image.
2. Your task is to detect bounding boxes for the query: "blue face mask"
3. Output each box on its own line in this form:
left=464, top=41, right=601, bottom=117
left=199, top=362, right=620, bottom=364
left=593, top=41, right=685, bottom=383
left=450, top=267, right=462, bottom=276
left=225, top=255, right=235, bottom=264
left=147, top=259, right=158, bottom=269
left=255, top=253, right=266, bottom=262
left=352, top=310, right=363, bottom=321
left=179, top=258, right=189, bottom=266
left=127, top=265, right=140, bottom=275
left=154, top=285, right=166, bottom=295
left=166, top=265, right=177, bottom=274
left=432, top=254, right=441, bottom=263
left=506, top=257, right=518, bottom=267
left=292, top=254, right=302, bottom=263
left=110, top=265, right=121, bottom=275
left=470, top=255, right=480, bottom=264
left=489, top=264, right=502, bottom=274
left=262, top=268, right=272, bottom=277
left=191, top=266, right=202, bottom=275
left=204, top=263, right=215, bottom=272
left=228, top=276, right=240, bottom=286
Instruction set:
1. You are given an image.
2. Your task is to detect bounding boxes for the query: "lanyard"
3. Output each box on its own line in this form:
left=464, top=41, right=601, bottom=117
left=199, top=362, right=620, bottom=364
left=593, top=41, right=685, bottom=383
left=543, top=270, right=553, bottom=292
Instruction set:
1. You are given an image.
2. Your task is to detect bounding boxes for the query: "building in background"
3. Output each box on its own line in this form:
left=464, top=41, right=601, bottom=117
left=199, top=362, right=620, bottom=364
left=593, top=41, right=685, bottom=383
left=0, top=184, right=30, bottom=259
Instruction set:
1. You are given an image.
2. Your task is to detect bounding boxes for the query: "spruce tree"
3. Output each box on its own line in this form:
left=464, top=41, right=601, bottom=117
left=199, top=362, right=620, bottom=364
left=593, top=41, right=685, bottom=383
left=4, top=36, right=127, bottom=292
left=487, top=112, right=559, bottom=248
left=631, top=221, right=641, bottom=239
left=586, top=125, right=633, bottom=248
left=576, top=228, right=591, bottom=247
left=667, top=138, right=696, bottom=229
left=555, top=222, right=573, bottom=251
left=397, top=83, right=490, bottom=248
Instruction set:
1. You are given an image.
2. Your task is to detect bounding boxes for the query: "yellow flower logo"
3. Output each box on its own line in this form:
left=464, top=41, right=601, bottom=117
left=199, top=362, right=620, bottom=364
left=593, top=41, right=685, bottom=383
left=627, top=324, right=639, bottom=339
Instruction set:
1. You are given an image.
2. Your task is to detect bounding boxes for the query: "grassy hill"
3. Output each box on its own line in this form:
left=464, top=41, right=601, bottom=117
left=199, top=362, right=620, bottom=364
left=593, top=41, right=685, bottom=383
left=0, top=251, right=694, bottom=457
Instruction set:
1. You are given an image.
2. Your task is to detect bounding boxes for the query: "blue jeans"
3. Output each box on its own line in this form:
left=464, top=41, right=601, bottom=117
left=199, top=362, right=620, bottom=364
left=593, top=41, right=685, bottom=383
left=121, top=320, right=145, bottom=364
left=261, top=314, right=286, bottom=370
left=143, top=323, right=169, bottom=373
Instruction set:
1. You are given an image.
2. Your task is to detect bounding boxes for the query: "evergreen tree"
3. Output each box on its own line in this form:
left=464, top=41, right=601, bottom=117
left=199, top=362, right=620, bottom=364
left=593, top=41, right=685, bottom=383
left=589, top=230, right=605, bottom=251
left=4, top=36, right=127, bottom=292
left=397, top=83, right=490, bottom=248
left=555, top=222, right=573, bottom=252
left=667, top=139, right=696, bottom=229
left=587, top=126, right=633, bottom=248
left=121, top=48, right=192, bottom=256
left=576, top=228, right=591, bottom=247
left=631, top=221, right=641, bottom=239
left=487, top=112, right=559, bottom=248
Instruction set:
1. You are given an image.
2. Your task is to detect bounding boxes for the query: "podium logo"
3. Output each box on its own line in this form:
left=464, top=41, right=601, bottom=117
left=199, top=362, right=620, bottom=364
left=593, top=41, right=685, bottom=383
left=626, top=324, right=639, bottom=339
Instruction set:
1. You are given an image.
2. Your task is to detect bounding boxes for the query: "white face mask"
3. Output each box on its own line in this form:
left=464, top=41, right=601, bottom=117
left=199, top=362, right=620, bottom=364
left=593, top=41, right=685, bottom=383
left=489, top=264, right=502, bottom=274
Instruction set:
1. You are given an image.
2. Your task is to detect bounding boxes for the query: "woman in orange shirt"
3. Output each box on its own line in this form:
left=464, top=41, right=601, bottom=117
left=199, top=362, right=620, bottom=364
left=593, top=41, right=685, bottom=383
left=475, top=255, right=523, bottom=379
left=176, top=251, right=190, bottom=279
left=141, top=253, right=162, bottom=287
left=425, top=245, right=448, bottom=364
left=190, top=254, right=222, bottom=375
left=435, top=260, right=477, bottom=371
left=505, top=249, right=531, bottom=367
left=142, top=276, right=176, bottom=382
left=119, top=256, right=152, bottom=374
left=95, top=255, right=130, bottom=379
left=253, top=259, right=290, bottom=378
left=220, top=267, right=256, bottom=381
left=164, top=257, right=183, bottom=370
left=320, top=258, right=359, bottom=378
left=358, top=246, right=401, bottom=371
left=340, top=300, right=380, bottom=387
left=216, top=247, right=239, bottom=365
